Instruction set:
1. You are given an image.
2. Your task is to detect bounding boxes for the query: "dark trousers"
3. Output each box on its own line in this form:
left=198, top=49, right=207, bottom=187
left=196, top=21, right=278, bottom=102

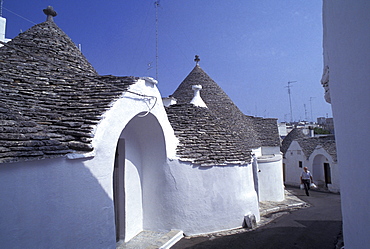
left=302, top=179, right=311, bottom=196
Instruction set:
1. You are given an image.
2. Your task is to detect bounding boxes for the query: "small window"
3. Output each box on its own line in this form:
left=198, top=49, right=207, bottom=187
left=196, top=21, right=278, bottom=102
left=299, top=161, right=303, bottom=168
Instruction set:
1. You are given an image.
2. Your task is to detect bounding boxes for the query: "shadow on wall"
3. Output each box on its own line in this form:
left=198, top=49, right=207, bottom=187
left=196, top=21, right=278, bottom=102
left=0, top=157, right=115, bottom=248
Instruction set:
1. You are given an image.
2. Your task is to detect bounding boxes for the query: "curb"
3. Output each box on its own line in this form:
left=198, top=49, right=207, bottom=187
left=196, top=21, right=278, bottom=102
left=159, top=230, right=184, bottom=249
left=260, top=201, right=308, bottom=217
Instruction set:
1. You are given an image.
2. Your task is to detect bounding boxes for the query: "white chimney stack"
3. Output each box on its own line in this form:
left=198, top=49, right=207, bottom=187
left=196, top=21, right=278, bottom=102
left=0, top=16, right=11, bottom=47
left=190, top=85, right=207, bottom=108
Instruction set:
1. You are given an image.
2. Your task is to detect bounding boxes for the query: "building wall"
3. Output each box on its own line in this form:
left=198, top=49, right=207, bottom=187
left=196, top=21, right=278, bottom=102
left=118, top=112, right=169, bottom=241
left=284, top=141, right=339, bottom=192
left=251, top=146, right=285, bottom=202
left=163, top=160, right=260, bottom=236
left=323, top=1, right=370, bottom=247
left=88, top=78, right=178, bottom=243
left=0, top=78, right=178, bottom=248
left=0, top=76, right=287, bottom=246
left=257, top=153, right=285, bottom=202
left=0, top=157, right=116, bottom=249
left=283, top=141, right=308, bottom=186
left=309, top=147, right=339, bottom=193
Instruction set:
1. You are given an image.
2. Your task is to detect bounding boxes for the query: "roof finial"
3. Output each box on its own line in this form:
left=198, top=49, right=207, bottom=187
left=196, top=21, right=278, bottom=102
left=194, top=55, right=200, bottom=65
left=43, top=6, right=57, bottom=22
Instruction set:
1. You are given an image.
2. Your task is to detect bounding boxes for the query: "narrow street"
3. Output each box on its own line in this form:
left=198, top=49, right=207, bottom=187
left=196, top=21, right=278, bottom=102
left=173, top=187, right=342, bottom=249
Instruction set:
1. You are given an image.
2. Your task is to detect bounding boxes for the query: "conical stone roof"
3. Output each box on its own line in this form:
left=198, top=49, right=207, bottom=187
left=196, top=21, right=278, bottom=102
left=0, top=13, right=137, bottom=163
left=281, top=128, right=306, bottom=155
left=171, top=64, right=261, bottom=149
left=166, top=64, right=273, bottom=166
left=166, top=104, right=251, bottom=166
left=1, top=20, right=97, bottom=76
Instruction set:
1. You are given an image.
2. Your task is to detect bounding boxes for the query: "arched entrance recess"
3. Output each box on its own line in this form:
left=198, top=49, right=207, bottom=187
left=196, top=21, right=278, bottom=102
left=312, top=154, right=331, bottom=188
left=113, top=112, right=167, bottom=242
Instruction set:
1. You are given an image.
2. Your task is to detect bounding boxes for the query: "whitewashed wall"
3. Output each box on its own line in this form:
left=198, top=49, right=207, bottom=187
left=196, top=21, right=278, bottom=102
left=309, top=147, right=339, bottom=193
left=257, top=154, right=284, bottom=202
left=252, top=147, right=285, bottom=202
left=283, top=141, right=308, bottom=186
left=0, top=78, right=178, bottom=248
left=161, top=160, right=260, bottom=235
left=323, top=1, right=370, bottom=247
left=0, top=76, right=282, bottom=246
left=118, top=112, right=169, bottom=242
left=0, top=157, right=117, bottom=249
left=87, top=78, right=177, bottom=243
left=284, top=142, right=339, bottom=193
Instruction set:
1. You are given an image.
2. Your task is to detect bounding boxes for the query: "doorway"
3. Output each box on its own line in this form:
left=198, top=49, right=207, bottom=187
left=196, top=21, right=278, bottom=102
left=112, top=113, right=167, bottom=243
left=113, top=139, right=125, bottom=242
left=324, top=162, right=332, bottom=187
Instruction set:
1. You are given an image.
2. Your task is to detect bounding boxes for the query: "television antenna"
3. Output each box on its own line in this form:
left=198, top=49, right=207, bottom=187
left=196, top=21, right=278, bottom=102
left=285, top=81, right=297, bottom=123
left=304, top=104, right=308, bottom=121
left=0, top=0, right=3, bottom=17
left=154, top=0, right=160, bottom=80
left=309, top=97, right=315, bottom=122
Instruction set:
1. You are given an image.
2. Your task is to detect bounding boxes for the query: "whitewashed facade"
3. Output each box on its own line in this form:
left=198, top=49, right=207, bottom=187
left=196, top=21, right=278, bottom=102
left=0, top=10, right=285, bottom=248
left=283, top=140, right=339, bottom=193
left=322, top=1, right=370, bottom=247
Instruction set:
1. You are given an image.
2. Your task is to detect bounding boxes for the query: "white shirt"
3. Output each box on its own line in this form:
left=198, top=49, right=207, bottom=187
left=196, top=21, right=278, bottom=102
left=301, top=171, right=312, bottom=180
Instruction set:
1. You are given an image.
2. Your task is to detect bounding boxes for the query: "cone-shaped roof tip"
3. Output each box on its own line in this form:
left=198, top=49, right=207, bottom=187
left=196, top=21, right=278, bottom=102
left=43, top=6, right=57, bottom=22
left=194, top=55, right=200, bottom=65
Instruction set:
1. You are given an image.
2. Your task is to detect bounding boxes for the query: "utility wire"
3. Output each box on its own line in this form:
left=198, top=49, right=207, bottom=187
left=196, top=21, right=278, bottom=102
left=3, top=7, right=37, bottom=25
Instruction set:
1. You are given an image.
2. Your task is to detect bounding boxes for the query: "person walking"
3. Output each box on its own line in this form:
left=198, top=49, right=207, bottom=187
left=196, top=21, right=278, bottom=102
left=300, top=167, right=313, bottom=196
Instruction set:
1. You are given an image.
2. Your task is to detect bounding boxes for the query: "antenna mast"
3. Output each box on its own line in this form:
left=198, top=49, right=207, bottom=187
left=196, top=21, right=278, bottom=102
left=0, top=0, right=3, bottom=17
left=286, top=81, right=297, bottom=123
left=304, top=104, right=308, bottom=121
left=309, top=97, right=315, bottom=122
left=154, top=0, right=160, bottom=80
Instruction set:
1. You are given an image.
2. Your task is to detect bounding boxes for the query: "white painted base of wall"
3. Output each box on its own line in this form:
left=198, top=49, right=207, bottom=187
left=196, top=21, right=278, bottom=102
left=257, top=154, right=285, bottom=202
left=162, top=160, right=260, bottom=236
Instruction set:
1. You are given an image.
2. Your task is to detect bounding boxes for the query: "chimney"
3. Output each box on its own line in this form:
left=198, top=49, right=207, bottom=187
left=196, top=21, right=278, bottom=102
left=162, top=96, right=177, bottom=107
left=309, top=126, right=315, bottom=137
left=0, top=16, right=11, bottom=46
left=190, top=85, right=207, bottom=108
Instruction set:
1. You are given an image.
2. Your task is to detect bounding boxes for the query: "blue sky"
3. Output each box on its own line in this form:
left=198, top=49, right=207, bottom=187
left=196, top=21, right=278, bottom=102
left=2, top=0, right=332, bottom=122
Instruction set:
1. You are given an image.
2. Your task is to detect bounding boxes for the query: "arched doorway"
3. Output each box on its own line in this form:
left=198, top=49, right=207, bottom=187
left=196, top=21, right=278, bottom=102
left=113, top=112, right=167, bottom=243
left=312, top=154, right=331, bottom=188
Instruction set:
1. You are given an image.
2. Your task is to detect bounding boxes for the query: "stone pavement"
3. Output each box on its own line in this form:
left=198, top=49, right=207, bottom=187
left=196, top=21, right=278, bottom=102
left=259, top=188, right=309, bottom=216
left=118, top=187, right=308, bottom=249
left=173, top=187, right=343, bottom=249
left=174, top=188, right=309, bottom=242
left=116, top=229, right=184, bottom=249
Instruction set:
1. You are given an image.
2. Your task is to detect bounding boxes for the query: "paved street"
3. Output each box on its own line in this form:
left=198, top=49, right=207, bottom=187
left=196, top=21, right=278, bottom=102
left=172, top=187, right=342, bottom=249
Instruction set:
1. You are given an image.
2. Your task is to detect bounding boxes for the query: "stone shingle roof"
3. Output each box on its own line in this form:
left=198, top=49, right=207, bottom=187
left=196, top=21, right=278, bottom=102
left=170, top=65, right=261, bottom=149
left=281, top=129, right=336, bottom=161
left=296, top=136, right=337, bottom=161
left=281, top=128, right=306, bottom=155
left=0, top=19, right=137, bottom=163
left=167, top=64, right=280, bottom=165
left=250, top=116, right=280, bottom=147
left=166, top=104, right=251, bottom=166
